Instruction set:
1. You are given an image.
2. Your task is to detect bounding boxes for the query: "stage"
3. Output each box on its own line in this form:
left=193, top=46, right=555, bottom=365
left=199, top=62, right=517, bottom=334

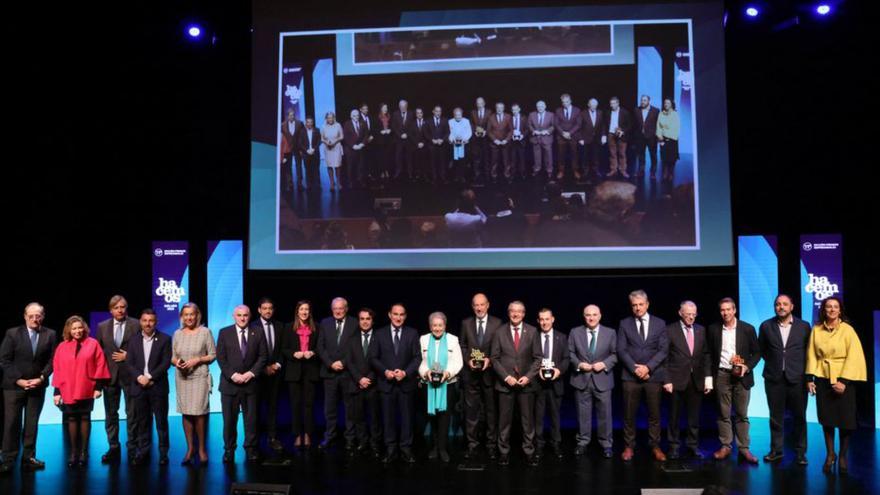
left=1, top=418, right=876, bottom=494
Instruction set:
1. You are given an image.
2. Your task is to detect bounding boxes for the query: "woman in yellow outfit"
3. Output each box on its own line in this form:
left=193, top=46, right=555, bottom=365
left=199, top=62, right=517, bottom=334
left=805, top=296, right=866, bottom=474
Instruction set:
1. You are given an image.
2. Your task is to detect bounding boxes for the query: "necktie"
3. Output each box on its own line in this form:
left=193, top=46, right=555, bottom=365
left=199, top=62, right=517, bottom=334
left=336, top=320, right=343, bottom=345
left=365, top=116, right=370, bottom=129
left=543, top=333, right=550, bottom=359
left=418, top=119, right=422, bottom=129
left=402, top=112, right=406, bottom=122
left=435, top=117, right=439, bottom=126
left=479, top=109, right=483, bottom=119
left=240, top=328, right=248, bottom=359
left=686, top=326, right=694, bottom=355
left=513, top=326, right=521, bottom=351
left=477, top=319, right=484, bottom=346
left=539, top=113, right=543, bottom=126
left=566, top=108, right=570, bottom=120
left=497, top=114, right=501, bottom=124
left=114, top=321, right=123, bottom=348
left=393, top=328, right=401, bottom=355
left=638, top=318, right=646, bottom=342
left=354, top=121, right=359, bottom=134
left=362, top=333, right=370, bottom=357
left=515, top=116, right=519, bottom=130
left=589, top=329, right=597, bottom=355
left=30, top=329, right=38, bottom=354
left=265, top=322, right=274, bottom=353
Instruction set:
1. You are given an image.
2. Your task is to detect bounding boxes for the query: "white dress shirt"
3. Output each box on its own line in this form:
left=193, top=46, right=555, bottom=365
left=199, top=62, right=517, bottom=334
left=719, top=320, right=737, bottom=369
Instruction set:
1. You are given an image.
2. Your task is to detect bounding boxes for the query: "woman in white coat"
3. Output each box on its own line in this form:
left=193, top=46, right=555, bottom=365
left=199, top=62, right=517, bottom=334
left=419, top=311, right=463, bottom=462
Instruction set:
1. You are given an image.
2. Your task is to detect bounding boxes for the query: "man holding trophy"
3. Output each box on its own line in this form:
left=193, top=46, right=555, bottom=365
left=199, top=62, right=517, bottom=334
left=707, top=297, right=761, bottom=463
left=534, top=308, right=570, bottom=461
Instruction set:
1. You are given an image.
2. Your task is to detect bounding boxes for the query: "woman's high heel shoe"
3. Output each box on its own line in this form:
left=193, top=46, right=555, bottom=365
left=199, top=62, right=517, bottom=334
left=67, top=453, right=79, bottom=468
left=78, top=451, right=88, bottom=467
left=822, top=454, right=837, bottom=473
left=838, top=455, right=848, bottom=474
left=181, top=453, right=194, bottom=466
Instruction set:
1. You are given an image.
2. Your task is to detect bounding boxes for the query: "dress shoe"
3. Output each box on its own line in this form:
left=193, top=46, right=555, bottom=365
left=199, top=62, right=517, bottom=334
left=668, top=448, right=680, bottom=460
left=603, top=448, right=613, bottom=459
left=487, top=448, right=498, bottom=461
left=498, top=454, right=510, bottom=466
left=246, top=451, right=261, bottom=463
left=427, top=448, right=438, bottom=460
left=763, top=452, right=784, bottom=463
left=526, top=455, right=539, bottom=467
left=222, top=452, right=234, bottom=464
left=652, top=447, right=667, bottom=462
left=400, top=451, right=416, bottom=464
left=382, top=452, right=397, bottom=464
left=796, top=456, right=808, bottom=466
left=574, top=445, right=587, bottom=456
left=21, top=457, right=45, bottom=470
left=462, top=448, right=478, bottom=460
left=159, top=455, right=169, bottom=466
left=621, top=447, right=634, bottom=462
left=713, top=446, right=731, bottom=460
left=268, top=438, right=284, bottom=452
left=688, top=449, right=705, bottom=460
left=439, top=450, right=450, bottom=463
left=101, top=449, right=120, bottom=464
left=318, top=438, right=333, bottom=450
left=822, top=454, right=836, bottom=473
left=552, top=446, right=564, bottom=460
left=739, top=450, right=758, bottom=464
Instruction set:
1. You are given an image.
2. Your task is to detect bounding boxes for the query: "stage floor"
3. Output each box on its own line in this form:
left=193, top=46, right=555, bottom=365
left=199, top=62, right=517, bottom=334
left=1, top=419, right=876, bottom=494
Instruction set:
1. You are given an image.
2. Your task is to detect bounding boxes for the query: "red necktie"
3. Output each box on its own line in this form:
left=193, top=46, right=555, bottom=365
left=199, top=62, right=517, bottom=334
left=513, top=326, right=521, bottom=351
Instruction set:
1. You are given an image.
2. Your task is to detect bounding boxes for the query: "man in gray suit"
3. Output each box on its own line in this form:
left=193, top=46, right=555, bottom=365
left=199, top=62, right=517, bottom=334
left=569, top=304, right=616, bottom=458
left=96, top=295, right=141, bottom=463
left=528, top=100, right=555, bottom=179
left=491, top=301, right=542, bottom=467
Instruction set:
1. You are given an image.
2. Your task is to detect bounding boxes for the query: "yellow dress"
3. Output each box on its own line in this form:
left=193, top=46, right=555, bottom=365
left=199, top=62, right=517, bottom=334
left=805, top=321, right=866, bottom=384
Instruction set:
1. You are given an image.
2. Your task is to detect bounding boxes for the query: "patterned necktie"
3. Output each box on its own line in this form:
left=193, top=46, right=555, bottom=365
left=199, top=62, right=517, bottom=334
left=686, top=326, right=694, bottom=355
left=543, top=333, right=550, bottom=359
left=589, top=329, right=597, bottom=355
left=240, top=328, right=248, bottom=359
left=477, top=319, right=484, bottom=346
left=513, top=326, right=521, bottom=351
left=114, top=321, right=123, bottom=348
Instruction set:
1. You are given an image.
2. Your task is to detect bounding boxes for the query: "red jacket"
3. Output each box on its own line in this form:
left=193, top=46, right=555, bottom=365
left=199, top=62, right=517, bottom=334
left=52, top=337, right=110, bottom=404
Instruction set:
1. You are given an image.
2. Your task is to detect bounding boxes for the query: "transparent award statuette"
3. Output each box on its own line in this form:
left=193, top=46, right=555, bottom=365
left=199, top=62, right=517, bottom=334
left=430, top=362, right=444, bottom=385
left=541, top=359, right=555, bottom=380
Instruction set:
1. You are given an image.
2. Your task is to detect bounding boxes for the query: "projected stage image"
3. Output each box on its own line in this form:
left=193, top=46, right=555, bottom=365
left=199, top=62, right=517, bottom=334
left=249, top=5, right=733, bottom=269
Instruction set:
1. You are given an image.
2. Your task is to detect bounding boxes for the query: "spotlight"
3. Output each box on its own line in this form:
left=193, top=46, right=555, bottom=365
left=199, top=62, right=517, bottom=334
left=187, top=25, right=202, bottom=38
left=745, top=7, right=760, bottom=17
left=816, top=4, right=831, bottom=15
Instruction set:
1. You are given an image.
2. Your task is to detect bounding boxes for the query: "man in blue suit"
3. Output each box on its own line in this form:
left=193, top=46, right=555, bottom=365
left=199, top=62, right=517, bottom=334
left=569, top=304, right=617, bottom=458
left=125, top=309, right=172, bottom=466
left=369, top=303, right=420, bottom=464
left=618, top=290, right=668, bottom=462
left=534, top=308, right=570, bottom=460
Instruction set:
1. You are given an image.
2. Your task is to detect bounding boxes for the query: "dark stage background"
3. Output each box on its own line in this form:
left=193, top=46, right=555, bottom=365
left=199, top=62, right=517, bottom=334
left=5, top=0, right=877, bottom=433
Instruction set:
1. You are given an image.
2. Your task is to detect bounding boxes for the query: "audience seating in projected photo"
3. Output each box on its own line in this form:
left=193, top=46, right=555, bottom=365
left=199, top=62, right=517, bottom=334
left=274, top=20, right=698, bottom=253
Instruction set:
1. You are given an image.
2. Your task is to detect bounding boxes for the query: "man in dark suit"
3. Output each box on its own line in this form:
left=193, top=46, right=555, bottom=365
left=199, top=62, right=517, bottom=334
left=663, top=301, right=712, bottom=460
left=0, top=302, right=56, bottom=472
left=215, top=305, right=268, bottom=463
left=491, top=301, right=542, bottom=467
left=569, top=304, right=617, bottom=458
left=317, top=297, right=358, bottom=451
left=406, top=108, right=430, bottom=181
left=281, top=108, right=303, bottom=191
left=554, top=94, right=582, bottom=180
left=534, top=309, right=570, bottom=460
left=96, top=294, right=141, bottom=463
left=426, top=106, right=449, bottom=184
left=251, top=297, right=285, bottom=453
left=459, top=293, right=503, bottom=460
left=509, top=103, right=528, bottom=179
left=632, top=95, right=660, bottom=178
left=618, top=290, right=668, bottom=462
left=343, top=308, right=383, bottom=459
left=369, top=303, right=420, bottom=463
left=343, top=109, right=368, bottom=188
left=125, top=309, right=172, bottom=466
left=470, top=97, right=491, bottom=183
left=577, top=98, right=605, bottom=180
left=297, top=117, right=322, bottom=189
left=606, top=96, right=632, bottom=178
left=358, top=103, right=376, bottom=181
left=391, top=99, right=414, bottom=180
left=707, top=297, right=761, bottom=463
left=487, top=102, right=512, bottom=183
left=758, top=294, right=811, bottom=465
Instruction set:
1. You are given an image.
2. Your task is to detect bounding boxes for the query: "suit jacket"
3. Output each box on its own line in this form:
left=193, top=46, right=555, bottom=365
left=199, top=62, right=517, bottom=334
left=406, top=118, right=429, bottom=148
left=426, top=116, right=449, bottom=144
left=282, top=323, right=320, bottom=382
left=490, top=322, right=542, bottom=393
left=554, top=106, right=582, bottom=141
left=578, top=108, right=604, bottom=144
left=0, top=325, right=57, bottom=389
left=391, top=110, right=414, bottom=141
left=281, top=119, right=302, bottom=155
left=617, top=315, right=668, bottom=383
left=343, top=329, right=378, bottom=394
left=459, top=315, right=503, bottom=386
left=359, top=113, right=376, bottom=143
left=297, top=126, right=321, bottom=157
left=633, top=106, right=660, bottom=140
left=125, top=331, right=172, bottom=397
left=758, top=317, right=811, bottom=383
left=606, top=107, right=632, bottom=138
left=664, top=321, right=711, bottom=391
left=509, top=113, right=527, bottom=141
left=343, top=120, right=368, bottom=151
left=487, top=113, right=513, bottom=142
left=527, top=111, right=555, bottom=145
left=568, top=324, right=617, bottom=392
left=215, top=325, right=267, bottom=395
left=536, top=330, right=570, bottom=396
left=707, top=320, right=761, bottom=389
left=470, top=108, right=490, bottom=138
left=316, top=315, right=358, bottom=379
left=369, top=325, right=421, bottom=393
left=97, top=316, right=141, bottom=385
left=249, top=318, right=285, bottom=369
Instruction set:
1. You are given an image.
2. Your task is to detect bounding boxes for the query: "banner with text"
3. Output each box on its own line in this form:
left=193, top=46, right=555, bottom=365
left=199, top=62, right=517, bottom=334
left=799, top=234, right=843, bottom=325
left=152, top=241, right=190, bottom=335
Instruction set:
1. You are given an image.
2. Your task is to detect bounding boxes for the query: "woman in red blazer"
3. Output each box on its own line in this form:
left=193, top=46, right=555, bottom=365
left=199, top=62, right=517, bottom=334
left=52, top=315, right=110, bottom=468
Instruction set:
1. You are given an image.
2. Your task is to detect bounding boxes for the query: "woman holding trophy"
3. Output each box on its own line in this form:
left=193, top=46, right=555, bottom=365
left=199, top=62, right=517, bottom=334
left=419, top=312, right=463, bottom=462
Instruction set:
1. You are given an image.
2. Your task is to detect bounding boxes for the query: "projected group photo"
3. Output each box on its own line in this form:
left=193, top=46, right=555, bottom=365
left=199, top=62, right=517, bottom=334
left=272, top=21, right=699, bottom=254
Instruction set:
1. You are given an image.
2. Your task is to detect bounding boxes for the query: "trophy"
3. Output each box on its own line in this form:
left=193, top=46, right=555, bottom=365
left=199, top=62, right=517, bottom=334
left=475, top=126, right=486, bottom=138
left=512, top=129, right=523, bottom=141
left=730, top=355, right=745, bottom=377
left=470, top=348, right=486, bottom=369
left=541, top=359, right=556, bottom=380
left=430, top=362, right=444, bottom=385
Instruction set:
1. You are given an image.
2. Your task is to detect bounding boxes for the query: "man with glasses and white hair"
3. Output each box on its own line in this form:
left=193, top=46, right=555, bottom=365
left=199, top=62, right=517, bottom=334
left=0, top=303, right=57, bottom=473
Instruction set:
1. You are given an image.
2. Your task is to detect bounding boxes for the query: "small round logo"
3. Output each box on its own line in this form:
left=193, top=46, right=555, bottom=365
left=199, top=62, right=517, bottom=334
left=802, top=242, right=812, bottom=251
left=154, top=248, right=164, bottom=257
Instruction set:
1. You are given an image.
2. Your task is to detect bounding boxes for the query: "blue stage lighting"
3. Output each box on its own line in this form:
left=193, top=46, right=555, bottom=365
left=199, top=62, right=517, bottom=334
left=816, top=4, right=831, bottom=15
left=187, top=25, right=202, bottom=38
left=745, top=7, right=759, bottom=17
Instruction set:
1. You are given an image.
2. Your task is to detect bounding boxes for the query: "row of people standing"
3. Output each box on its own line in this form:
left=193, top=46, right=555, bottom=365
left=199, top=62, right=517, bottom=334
left=278, top=93, right=683, bottom=192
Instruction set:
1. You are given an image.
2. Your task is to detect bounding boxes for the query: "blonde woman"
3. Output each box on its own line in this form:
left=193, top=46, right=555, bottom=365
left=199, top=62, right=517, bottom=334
left=321, top=111, right=344, bottom=191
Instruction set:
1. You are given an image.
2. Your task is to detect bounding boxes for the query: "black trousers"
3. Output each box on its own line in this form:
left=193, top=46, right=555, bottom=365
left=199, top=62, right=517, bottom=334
left=470, top=137, right=489, bottom=179
left=346, top=150, right=364, bottom=185
left=381, top=387, right=414, bottom=454
left=258, top=373, right=283, bottom=440
left=667, top=381, right=702, bottom=452
left=535, top=386, right=562, bottom=449
left=221, top=392, right=258, bottom=453
left=555, top=139, right=579, bottom=176
left=765, top=377, right=807, bottom=456
left=288, top=379, right=316, bottom=437
left=393, top=141, right=411, bottom=178
left=489, top=142, right=509, bottom=179
left=103, top=382, right=136, bottom=452
left=464, top=376, right=498, bottom=451
left=323, top=375, right=353, bottom=444
left=132, top=387, right=169, bottom=457
left=428, top=144, right=448, bottom=182
left=428, top=384, right=459, bottom=452
left=583, top=140, right=601, bottom=175
left=302, top=154, right=320, bottom=188
left=622, top=380, right=662, bottom=448
left=634, top=136, right=658, bottom=174
left=2, top=388, right=45, bottom=462
left=347, top=387, right=383, bottom=451
left=509, top=140, right=527, bottom=178
left=497, top=388, right=536, bottom=456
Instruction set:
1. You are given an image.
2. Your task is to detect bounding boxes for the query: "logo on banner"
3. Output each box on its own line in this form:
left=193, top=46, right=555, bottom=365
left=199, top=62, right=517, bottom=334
left=804, top=273, right=839, bottom=302
left=802, top=242, right=812, bottom=251
left=155, top=277, right=186, bottom=305
left=154, top=248, right=164, bottom=257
